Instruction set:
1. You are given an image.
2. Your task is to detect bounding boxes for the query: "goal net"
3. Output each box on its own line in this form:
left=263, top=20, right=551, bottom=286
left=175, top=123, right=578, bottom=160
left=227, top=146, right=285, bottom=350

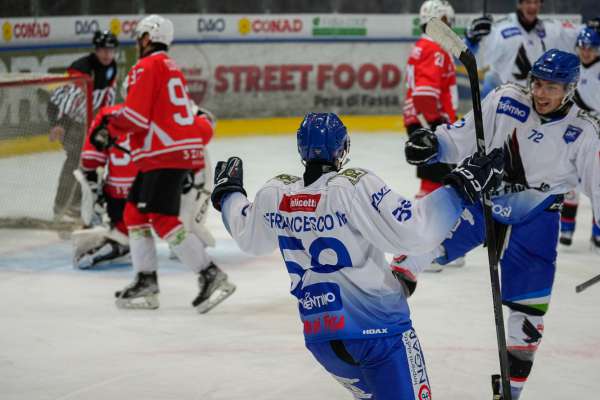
left=0, top=73, right=92, bottom=230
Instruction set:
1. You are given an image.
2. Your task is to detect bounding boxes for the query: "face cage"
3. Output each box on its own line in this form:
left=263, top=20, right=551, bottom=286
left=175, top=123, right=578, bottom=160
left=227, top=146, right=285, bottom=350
left=528, top=75, right=577, bottom=108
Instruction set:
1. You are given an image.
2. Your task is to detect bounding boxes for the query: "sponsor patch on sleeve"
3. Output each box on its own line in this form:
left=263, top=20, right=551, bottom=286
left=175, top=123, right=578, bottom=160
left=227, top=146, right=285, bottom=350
left=501, top=26, right=522, bottom=39
left=279, top=193, right=321, bottom=212
left=370, top=186, right=391, bottom=212
left=563, top=125, right=583, bottom=144
left=273, top=174, right=301, bottom=185
left=336, top=168, right=367, bottom=185
left=497, top=96, right=530, bottom=122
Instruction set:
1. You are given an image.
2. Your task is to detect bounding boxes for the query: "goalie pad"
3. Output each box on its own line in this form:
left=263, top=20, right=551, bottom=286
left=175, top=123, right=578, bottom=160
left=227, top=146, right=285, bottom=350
left=179, top=150, right=215, bottom=247
left=72, top=225, right=129, bottom=268
left=73, top=167, right=105, bottom=226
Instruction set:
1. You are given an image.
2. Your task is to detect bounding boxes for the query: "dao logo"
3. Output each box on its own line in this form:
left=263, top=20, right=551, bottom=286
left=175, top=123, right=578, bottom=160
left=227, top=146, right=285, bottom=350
left=563, top=124, right=582, bottom=144
left=497, top=96, right=530, bottom=122
left=2, top=22, right=12, bottom=42
left=279, top=193, right=321, bottom=213
left=197, top=18, right=225, bottom=33
left=75, top=19, right=100, bottom=35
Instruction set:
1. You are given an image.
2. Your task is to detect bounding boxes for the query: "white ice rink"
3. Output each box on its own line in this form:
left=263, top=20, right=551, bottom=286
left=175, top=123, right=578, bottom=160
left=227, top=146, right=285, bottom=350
left=1, top=133, right=599, bottom=400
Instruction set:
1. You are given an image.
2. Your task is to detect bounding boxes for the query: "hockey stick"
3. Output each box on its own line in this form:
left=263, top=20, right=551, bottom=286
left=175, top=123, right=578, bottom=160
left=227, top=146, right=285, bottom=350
left=576, top=273, right=600, bottom=293
left=425, top=18, right=512, bottom=400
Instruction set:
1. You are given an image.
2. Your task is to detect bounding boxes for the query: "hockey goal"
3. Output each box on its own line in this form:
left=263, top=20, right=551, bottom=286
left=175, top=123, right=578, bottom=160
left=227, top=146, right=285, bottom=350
left=0, top=73, right=92, bottom=230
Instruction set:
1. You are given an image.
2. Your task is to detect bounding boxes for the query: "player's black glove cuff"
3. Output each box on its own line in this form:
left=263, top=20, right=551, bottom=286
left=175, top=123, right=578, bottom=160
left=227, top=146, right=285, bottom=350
left=444, top=148, right=504, bottom=204
left=211, top=157, right=247, bottom=212
left=405, top=128, right=439, bottom=166
left=90, top=116, right=113, bottom=152
left=466, top=15, right=493, bottom=44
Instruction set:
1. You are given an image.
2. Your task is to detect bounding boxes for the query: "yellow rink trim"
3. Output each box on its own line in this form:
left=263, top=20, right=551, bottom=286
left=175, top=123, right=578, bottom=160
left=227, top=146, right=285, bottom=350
left=0, top=134, right=62, bottom=158
left=215, top=114, right=406, bottom=137
left=0, top=115, right=406, bottom=158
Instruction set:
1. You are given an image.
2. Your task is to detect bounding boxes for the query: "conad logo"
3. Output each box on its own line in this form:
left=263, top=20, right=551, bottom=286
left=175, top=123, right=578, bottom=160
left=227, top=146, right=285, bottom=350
left=109, top=18, right=138, bottom=38
left=1, top=21, right=50, bottom=42
left=238, top=17, right=303, bottom=36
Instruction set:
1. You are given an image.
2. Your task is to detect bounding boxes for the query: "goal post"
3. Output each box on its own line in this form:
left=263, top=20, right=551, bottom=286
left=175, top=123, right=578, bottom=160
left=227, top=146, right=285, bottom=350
left=0, top=73, right=93, bottom=230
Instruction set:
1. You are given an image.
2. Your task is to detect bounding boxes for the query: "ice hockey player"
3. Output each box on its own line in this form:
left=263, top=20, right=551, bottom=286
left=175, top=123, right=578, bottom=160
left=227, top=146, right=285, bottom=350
left=72, top=103, right=134, bottom=269
left=560, top=26, right=600, bottom=252
left=210, top=112, right=504, bottom=398
left=48, top=30, right=119, bottom=220
left=403, top=0, right=458, bottom=199
left=465, top=0, right=579, bottom=97
left=396, top=49, right=600, bottom=399
left=90, top=15, right=234, bottom=313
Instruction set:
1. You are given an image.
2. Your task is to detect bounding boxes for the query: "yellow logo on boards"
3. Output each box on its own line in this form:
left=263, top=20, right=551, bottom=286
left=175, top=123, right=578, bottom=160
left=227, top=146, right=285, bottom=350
left=2, top=22, right=12, bottom=42
left=109, top=18, right=121, bottom=36
left=238, top=18, right=251, bottom=35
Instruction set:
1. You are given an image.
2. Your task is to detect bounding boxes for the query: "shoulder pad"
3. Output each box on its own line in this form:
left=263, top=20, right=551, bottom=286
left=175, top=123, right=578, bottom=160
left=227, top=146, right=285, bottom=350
left=332, top=168, right=368, bottom=185
left=576, top=109, right=600, bottom=138
left=494, top=82, right=529, bottom=97
left=272, top=174, right=301, bottom=185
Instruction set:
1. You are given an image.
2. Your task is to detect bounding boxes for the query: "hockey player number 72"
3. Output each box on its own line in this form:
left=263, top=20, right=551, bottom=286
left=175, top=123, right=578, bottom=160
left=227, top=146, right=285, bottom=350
left=278, top=235, right=352, bottom=297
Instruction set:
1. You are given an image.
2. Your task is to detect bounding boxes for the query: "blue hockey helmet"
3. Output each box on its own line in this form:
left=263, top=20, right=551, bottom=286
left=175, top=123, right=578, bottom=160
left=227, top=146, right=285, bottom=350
left=530, top=49, right=580, bottom=85
left=576, top=26, right=600, bottom=49
left=297, top=113, right=350, bottom=168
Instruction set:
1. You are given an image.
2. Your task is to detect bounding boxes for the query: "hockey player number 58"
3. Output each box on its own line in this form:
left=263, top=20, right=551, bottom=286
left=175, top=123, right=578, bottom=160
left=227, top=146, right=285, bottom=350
left=278, top=235, right=352, bottom=297
left=167, top=77, right=194, bottom=126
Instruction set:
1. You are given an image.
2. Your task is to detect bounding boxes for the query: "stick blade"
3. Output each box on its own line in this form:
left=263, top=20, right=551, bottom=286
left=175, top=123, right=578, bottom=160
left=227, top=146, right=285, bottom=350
left=425, top=17, right=467, bottom=59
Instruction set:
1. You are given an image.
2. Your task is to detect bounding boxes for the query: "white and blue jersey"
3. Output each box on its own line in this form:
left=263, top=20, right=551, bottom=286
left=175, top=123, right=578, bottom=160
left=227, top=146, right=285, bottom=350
left=575, top=59, right=600, bottom=112
left=472, top=13, right=580, bottom=95
left=435, top=83, right=600, bottom=226
left=221, top=169, right=463, bottom=343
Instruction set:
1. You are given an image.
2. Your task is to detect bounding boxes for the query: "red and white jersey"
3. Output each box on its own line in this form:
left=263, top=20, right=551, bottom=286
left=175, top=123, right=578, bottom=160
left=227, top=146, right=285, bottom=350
left=81, top=104, right=137, bottom=199
left=403, top=35, right=458, bottom=127
left=109, top=51, right=212, bottom=172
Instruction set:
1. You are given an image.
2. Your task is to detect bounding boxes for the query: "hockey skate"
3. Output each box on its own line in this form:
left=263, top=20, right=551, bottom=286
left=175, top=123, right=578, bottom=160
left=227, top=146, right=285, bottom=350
left=591, top=235, right=600, bottom=255
left=559, top=230, right=574, bottom=246
left=75, top=239, right=130, bottom=269
left=192, top=264, right=236, bottom=314
left=115, top=271, right=159, bottom=310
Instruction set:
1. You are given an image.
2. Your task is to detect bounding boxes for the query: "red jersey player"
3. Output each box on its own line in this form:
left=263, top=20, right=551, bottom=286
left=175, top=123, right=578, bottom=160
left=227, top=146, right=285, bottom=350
left=72, top=104, right=136, bottom=269
left=90, top=15, right=235, bottom=313
left=403, top=0, right=458, bottom=198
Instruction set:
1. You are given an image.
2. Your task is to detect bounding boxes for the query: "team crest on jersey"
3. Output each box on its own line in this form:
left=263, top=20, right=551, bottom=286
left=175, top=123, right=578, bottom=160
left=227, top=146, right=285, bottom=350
left=497, top=96, right=530, bottom=122
left=336, top=168, right=367, bottom=185
left=501, top=27, right=521, bottom=39
left=279, top=193, right=321, bottom=212
left=273, top=174, right=301, bottom=185
left=563, top=125, right=583, bottom=144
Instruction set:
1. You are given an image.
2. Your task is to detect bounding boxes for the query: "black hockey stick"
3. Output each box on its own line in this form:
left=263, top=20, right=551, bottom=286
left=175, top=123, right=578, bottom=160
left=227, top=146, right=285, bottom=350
left=425, top=18, right=512, bottom=400
left=576, top=273, right=600, bottom=293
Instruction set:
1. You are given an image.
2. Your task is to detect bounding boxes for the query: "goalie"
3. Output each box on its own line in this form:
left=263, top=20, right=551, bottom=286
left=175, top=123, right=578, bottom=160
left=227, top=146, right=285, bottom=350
left=73, top=102, right=216, bottom=270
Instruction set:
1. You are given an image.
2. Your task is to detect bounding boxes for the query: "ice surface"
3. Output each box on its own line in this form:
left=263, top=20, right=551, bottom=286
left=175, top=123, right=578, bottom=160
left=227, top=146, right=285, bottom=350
left=0, top=133, right=598, bottom=400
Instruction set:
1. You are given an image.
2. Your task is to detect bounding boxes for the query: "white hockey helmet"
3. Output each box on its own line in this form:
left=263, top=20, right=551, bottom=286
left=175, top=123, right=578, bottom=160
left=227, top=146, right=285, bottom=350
left=419, top=0, right=455, bottom=27
left=135, top=14, right=174, bottom=47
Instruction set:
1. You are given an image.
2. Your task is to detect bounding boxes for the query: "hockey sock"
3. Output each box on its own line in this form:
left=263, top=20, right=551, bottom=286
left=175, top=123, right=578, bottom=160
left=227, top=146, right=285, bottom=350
left=165, top=226, right=211, bottom=274
left=128, top=225, right=158, bottom=273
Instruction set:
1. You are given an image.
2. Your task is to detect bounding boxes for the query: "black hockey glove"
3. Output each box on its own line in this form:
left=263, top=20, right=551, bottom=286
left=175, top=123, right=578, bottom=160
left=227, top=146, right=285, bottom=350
left=405, top=128, right=439, bottom=165
left=466, top=15, right=493, bottom=44
left=211, top=157, right=248, bottom=212
left=90, top=116, right=113, bottom=152
left=444, top=148, right=504, bottom=204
